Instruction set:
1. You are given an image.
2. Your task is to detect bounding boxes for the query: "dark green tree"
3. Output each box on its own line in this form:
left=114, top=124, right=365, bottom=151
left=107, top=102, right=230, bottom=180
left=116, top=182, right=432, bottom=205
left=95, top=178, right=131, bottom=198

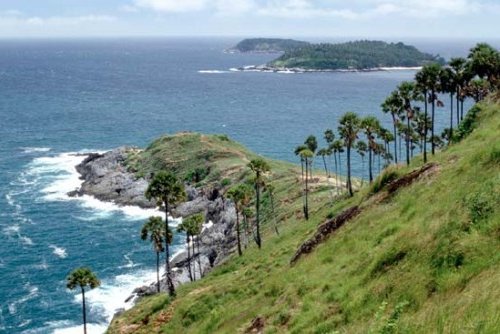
left=227, top=184, right=253, bottom=256
left=381, top=91, right=403, bottom=164
left=145, top=171, right=186, bottom=297
left=360, top=116, right=381, bottom=182
left=66, top=268, right=100, bottom=334
left=338, top=112, right=361, bottom=197
left=248, top=158, right=270, bottom=249
left=419, top=63, right=442, bottom=155
left=141, top=216, right=168, bottom=290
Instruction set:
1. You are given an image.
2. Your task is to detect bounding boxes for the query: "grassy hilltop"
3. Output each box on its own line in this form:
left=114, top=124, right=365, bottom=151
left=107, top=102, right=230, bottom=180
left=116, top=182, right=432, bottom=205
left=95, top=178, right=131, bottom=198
left=108, top=97, right=499, bottom=333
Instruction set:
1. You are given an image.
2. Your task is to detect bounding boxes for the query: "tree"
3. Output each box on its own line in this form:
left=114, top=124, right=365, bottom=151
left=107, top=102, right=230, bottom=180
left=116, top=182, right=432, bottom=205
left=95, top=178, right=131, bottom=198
left=355, top=141, right=367, bottom=184
left=317, top=148, right=330, bottom=177
left=449, top=57, right=468, bottom=124
left=338, top=112, right=361, bottom=197
left=227, top=184, right=253, bottom=256
left=176, top=218, right=195, bottom=281
left=145, top=171, right=186, bottom=297
left=141, top=216, right=168, bottom=290
left=265, top=184, right=280, bottom=236
left=329, top=139, right=344, bottom=195
left=360, top=116, right=381, bottom=182
left=419, top=63, right=442, bottom=156
left=397, top=81, right=421, bottom=165
left=247, top=158, right=270, bottom=248
left=468, top=43, right=500, bottom=86
left=299, top=148, right=313, bottom=220
left=466, top=78, right=490, bottom=102
left=294, top=144, right=307, bottom=183
left=66, top=268, right=100, bottom=334
left=304, top=135, right=318, bottom=180
left=381, top=91, right=403, bottom=164
left=324, top=129, right=335, bottom=178
left=182, top=213, right=204, bottom=278
left=439, top=67, right=457, bottom=139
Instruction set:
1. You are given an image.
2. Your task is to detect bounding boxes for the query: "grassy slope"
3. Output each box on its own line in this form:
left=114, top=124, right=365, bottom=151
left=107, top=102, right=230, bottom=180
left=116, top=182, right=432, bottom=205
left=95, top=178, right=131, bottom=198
left=108, top=101, right=499, bottom=334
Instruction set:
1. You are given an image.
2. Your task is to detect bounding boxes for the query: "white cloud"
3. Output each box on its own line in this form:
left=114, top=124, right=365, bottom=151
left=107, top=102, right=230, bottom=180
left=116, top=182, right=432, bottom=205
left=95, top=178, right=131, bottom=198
left=0, top=14, right=116, bottom=26
left=214, top=0, right=256, bottom=15
left=133, top=0, right=209, bottom=12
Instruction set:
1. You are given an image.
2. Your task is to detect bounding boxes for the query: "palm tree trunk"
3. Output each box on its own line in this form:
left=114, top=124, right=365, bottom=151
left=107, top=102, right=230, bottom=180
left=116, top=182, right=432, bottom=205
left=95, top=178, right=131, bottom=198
left=423, top=93, right=428, bottom=163
left=322, top=156, right=328, bottom=177
left=338, top=152, right=342, bottom=193
left=369, top=147, right=373, bottom=183
left=187, top=236, right=193, bottom=282
left=456, top=88, right=460, bottom=127
left=156, top=252, right=161, bottom=291
left=392, top=114, right=398, bottom=163
left=270, top=193, right=279, bottom=236
left=460, top=99, right=464, bottom=121
left=333, top=153, right=339, bottom=195
left=196, top=237, right=202, bottom=278
left=304, top=158, right=309, bottom=220
left=255, top=180, right=261, bottom=249
left=406, top=117, right=410, bottom=166
left=431, top=89, right=436, bottom=155
left=192, top=241, right=196, bottom=280
left=236, top=209, right=242, bottom=256
left=347, top=145, right=353, bottom=197
left=81, top=287, right=87, bottom=334
left=450, top=93, right=454, bottom=139
left=164, top=202, right=175, bottom=297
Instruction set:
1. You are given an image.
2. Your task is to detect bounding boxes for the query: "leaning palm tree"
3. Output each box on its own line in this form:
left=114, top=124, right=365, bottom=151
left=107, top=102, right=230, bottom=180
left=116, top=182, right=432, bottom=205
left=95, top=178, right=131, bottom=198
left=299, top=148, right=314, bottom=220
left=247, top=158, right=270, bottom=249
left=66, top=267, right=100, bottom=334
left=397, top=81, right=421, bottom=165
left=360, top=116, right=381, bottom=182
left=145, top=171, right=186, bottom=297
left=338, top=112, right=361, bottom=197
left=141, top=216, right=168, bottom=291
left=227, top=183, right=253, bottom=256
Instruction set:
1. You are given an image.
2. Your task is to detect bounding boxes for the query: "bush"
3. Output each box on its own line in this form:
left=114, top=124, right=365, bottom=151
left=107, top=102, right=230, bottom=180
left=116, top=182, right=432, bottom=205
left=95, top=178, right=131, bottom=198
left=185, top=167, right=210, bottom=183
left=464, top=186, right=496, bottom=224
left=370, top=168, right=399, bottom=194
left=452, top=105, right=481, bottom=142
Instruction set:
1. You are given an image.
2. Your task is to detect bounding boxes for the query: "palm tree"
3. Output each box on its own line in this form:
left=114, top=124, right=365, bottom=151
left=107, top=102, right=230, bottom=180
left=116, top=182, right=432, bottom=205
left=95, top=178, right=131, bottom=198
left=145, top=171, right=186, bottom=297
left=247, top=158, right=270, bottom=249
left=397, top=81, right=421, bottom=165
left=360, top=116, right=381, bottom=182
left=381, top=91, right=403, bottom=164
left=176, top=219, right=194, bottom=281
left=66, top=267, right=100, bottom=334
left=419, top=63, right=442, bottom=155
left=227, top=183, right=253, bottom=256
left=378, top=127, right=394, bottom=165
left=317, top=148, right=330, bottom=177
left=468, top=43, right=500, bottom=85
left=449, top=57, right=468, bottom=125
left=299, top=148, right=313, bottom=220
left=183, top=213, right=204, bottom=278
left=265, top=184, right=279, bottom=236
left=415, top=69, right=430, bottom=162
left=329, top=139, right=344, bottom=195
left=304, top=135, right=318, bottom=180
left=439, top=67, right=456, bottom=138
left=338, top=112, right=361, bottom=197
left=141, top=216, right=167, bottom=290
left=355, top=141, right=367, bottom=184
left=294, top=144, right=307, bottom=183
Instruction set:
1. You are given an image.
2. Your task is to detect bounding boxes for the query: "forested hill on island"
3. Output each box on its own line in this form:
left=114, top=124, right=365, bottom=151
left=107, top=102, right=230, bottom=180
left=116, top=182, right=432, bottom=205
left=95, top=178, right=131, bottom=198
left=227, top=38, right=310, bottom=53
left=270, top=40, right=443, bottom=70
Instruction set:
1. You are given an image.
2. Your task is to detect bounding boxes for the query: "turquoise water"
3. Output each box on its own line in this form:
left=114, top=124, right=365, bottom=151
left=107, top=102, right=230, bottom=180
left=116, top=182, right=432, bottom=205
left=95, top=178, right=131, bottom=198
left=0, top=38, right=479, bottom=333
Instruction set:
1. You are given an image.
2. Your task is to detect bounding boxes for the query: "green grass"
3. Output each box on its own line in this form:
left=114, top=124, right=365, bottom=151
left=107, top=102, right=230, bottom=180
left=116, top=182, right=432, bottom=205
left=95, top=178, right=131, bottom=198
left=108, top=100, right=499, bottom=334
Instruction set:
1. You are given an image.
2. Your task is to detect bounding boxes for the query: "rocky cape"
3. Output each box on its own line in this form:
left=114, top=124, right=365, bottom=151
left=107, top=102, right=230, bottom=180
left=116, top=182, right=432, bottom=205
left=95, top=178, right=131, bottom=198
left=69, top=147, right=239, bottom=306
left=230, top=64, right=422, bottom=73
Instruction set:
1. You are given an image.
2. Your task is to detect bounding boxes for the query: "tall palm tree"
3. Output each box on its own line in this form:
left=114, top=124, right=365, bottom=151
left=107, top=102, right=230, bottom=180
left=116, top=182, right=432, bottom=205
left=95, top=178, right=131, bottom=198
left=182, top=213, right=204, bottom=278
left=317, top=148, right=330, bottom=177
left=294, top=144, right=307, bottom=183
left=145, top=171, right=186, bottom=297
left=141, top=216, right=168, bottom=290
left=439, top=67, right=456, bottom=138
left=227, top=183, right=253, bottom=256
left=338, top=112, right=361, bottom=197
left=419, top=63, right=442, bottom=155
left=360, top=116, right=381, bottom=182
left=176, top=219, right=195, bottom=281
left=304, top=135, right=318, bottom=180
left=415, top=69, right=430, bottom=162
left=324, top=129, right=335, bottom=177
left=468, top=43, right=500, bottom=85
left=397, top=81, right=421, bottom=165
left=381, top=91, right=403, bottom=164
left=329, top=139, right=344, bottom=195
left=265, top=184, right=279, bottom=236
left=355, top=141, right=367, bottom=184
left=299, top=148, right=313, bottom=220
left=248, top=158, right=270, bottom=249
left=66, top=267, right=100, bottom=334
left=449, top=57, right=468, bottom=126
left=377, top=127, right=394, bottom=165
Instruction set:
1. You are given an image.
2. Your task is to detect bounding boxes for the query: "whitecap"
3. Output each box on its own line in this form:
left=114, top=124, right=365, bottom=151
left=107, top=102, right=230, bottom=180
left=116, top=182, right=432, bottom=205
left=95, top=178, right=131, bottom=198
left=118, top=254, right=139, bottom=269
left=198, top=70, right=230, bottom=74
left=21, top=147, right=51, bottom=154
left=8, top=285, right=39, bottom=315
left=20, top=236, right=34, bottom=246
left=2, top=224, right=20, bottom=236
left=49, top=245, right=67, bottom=259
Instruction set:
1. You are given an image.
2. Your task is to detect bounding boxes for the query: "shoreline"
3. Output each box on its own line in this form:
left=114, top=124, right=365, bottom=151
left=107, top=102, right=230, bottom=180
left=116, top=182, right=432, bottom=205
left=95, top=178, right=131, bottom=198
left=229, top=65, right=422, bottom=74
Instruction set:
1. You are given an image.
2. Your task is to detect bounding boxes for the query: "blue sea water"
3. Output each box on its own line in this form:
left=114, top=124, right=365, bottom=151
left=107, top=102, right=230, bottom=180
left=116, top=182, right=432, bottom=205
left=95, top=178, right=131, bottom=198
left=0, top=37, right=490, bottom=333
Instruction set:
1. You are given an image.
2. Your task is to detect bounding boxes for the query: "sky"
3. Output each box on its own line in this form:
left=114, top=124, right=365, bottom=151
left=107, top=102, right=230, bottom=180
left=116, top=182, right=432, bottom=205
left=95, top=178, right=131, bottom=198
left=0, top=0, right=499, bottom=39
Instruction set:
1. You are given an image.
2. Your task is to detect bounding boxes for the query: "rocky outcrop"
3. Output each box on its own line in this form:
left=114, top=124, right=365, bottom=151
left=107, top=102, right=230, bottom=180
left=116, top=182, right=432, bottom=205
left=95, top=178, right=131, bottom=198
left=69, top=147, right=155, bottom=208
left=69, top=148, right=239, bottom=304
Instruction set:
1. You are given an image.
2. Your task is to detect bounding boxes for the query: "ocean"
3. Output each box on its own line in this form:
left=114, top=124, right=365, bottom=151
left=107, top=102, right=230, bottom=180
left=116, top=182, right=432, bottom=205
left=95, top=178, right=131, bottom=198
left=0, top=37, right=491, bottom=333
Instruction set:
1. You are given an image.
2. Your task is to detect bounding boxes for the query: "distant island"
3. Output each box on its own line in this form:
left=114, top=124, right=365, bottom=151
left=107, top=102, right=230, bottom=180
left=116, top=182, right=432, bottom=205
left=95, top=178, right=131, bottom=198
left=227, top=38, right=310, bottom=53
left=229, top=39, right=444, bottom=72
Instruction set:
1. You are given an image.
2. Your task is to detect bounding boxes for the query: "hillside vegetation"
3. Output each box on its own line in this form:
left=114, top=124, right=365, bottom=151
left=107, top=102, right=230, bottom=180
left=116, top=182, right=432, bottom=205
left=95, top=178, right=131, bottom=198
left=230, top=38, right=310, bottom=53
left=108, top=98, right=499, bottom=333
left=270, top=40, right=442, bottom=70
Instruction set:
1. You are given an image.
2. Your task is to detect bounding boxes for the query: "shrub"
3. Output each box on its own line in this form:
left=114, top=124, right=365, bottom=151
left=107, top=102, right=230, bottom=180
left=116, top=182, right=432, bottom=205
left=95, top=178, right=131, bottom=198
left=452, top=105, right=481, bottom=142
left=370, top=168, right=399, bottom=194
left=464, top=187, right=496, bottom=224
